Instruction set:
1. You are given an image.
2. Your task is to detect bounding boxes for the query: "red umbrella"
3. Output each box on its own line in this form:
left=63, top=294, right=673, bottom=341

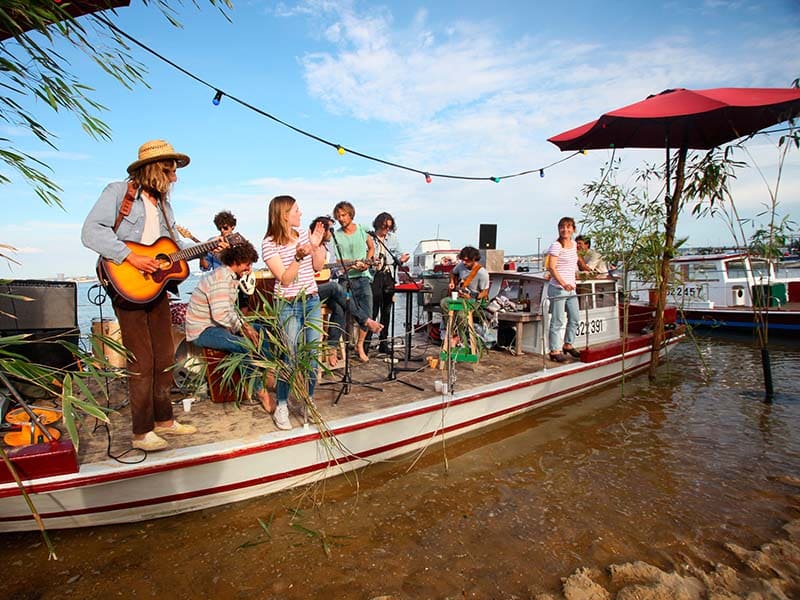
left=548, top=87, right=800, bottom=378
left=548, top=87, right=800, bottom=151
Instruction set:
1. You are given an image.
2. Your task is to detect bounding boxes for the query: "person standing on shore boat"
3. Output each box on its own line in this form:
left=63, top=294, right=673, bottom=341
left=262, top=196, right=326, bottom=430
left=332, top=201, right=377, bottom=363
left=184, top=241, right=276, bottom=414
left=81, top=139, right=201, bottom=452
left=366, top=212, right=409, bottom=355
left=547, top=217, right=589, bottom=363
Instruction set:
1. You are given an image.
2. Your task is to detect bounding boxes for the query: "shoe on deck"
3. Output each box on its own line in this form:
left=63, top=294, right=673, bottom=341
left=548, top=352, right=568, bottom=363
left=154, top=421, right=197, bottom=436
left=132, top=431, right=168, bottom=452
left=273, top=404, right=292, bottom=430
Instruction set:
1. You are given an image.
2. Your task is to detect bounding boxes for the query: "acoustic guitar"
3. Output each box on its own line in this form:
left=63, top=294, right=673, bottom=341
left=97, top=232, right=244, bottom=304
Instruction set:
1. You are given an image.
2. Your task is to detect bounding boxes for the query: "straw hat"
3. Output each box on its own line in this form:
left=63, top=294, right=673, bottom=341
left=127, top=139, right=190, bottom=174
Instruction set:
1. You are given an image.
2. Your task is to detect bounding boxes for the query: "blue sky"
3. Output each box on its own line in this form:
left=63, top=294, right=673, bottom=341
left=1, top=0, right=799, bottom=278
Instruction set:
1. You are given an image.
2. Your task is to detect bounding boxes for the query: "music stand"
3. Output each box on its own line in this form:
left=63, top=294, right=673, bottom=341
left=369, top=233, right=424, bottom=391
left=320, top=226, right=383, bottom=404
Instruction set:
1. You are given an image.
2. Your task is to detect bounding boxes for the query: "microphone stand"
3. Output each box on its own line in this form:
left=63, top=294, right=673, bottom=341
left=321, top=226, right=383, bottom=405
left=369, top=232, right=424, bottom=391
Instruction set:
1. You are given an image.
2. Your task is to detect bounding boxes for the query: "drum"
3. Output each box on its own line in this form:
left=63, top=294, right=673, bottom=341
left=249, top=269, right=276, bottom=311
left=90, top=317, right=127, bottom=369
left=173, top=338, right=204, bottom=389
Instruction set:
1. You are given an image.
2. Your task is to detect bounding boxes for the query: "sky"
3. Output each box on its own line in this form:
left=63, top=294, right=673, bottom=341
left=1, top=0, right=799, bottom=278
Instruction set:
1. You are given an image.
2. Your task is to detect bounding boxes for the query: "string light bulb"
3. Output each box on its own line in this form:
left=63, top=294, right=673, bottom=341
left=424, top=173, right=432, bottom=184
left=492, top=177, right=500, bottom=183
left=212, top=90, right=223, bottom=106
left=539, top=169, right=544, bottom=178
left=580, top=149, right=587, bottom=155
left=337, top=145, right=346, bottom=155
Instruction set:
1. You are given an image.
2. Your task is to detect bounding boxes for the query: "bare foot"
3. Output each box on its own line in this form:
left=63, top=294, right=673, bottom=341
left=327, top=347, right=339, bottom=368
left=365, top=319, right=384, bottom=334
left=256, top=389, right=276, bottom=414
left=357, top=346, right=370, bottom=362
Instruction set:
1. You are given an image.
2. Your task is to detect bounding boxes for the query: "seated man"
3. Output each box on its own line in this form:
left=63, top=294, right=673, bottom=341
left=576, top=235, right=609, bottom=276
left=185, top=241, right=276, bottom=413
left=440, top=246, right=490, bottom=347
left=311, top=216, right=382, bottom=368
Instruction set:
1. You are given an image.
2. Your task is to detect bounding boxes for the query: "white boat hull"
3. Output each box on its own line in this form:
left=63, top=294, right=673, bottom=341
left=0, top=341, right=678, bottom=532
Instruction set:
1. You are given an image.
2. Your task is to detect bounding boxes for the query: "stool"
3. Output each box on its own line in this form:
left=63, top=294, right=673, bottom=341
left=440, top=298, right=480, bottom=363
left=201, top=347, right=247, bottom=403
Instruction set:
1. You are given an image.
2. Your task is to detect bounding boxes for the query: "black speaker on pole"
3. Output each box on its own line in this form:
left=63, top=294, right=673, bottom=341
left=479, top=224, right=497, bottom=250
left=0, top=280, right=80, bottom=371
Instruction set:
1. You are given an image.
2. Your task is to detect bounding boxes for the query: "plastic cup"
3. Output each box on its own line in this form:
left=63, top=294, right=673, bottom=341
left=434, top=380, right=443, bottom=392
left=182, top=397, right=193, bottom=412
left=442, top=382, right=449, bottom=394
left=451, top=292, right=458, bottom=300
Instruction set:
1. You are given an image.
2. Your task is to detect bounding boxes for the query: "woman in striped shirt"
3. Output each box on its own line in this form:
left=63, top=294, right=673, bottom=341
left=546, top=217, right=588, bottom=363
left=262, top=196, right=326, bottom=430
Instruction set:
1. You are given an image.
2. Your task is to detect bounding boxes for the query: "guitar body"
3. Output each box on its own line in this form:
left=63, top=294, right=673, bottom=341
left=98, top=237, right=190, bottom=304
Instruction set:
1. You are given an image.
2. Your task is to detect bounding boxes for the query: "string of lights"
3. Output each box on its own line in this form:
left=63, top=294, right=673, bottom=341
left=94, top=13, right=582, bottom=183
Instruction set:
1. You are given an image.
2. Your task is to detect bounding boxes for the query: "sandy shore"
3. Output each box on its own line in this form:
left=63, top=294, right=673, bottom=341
left=530, top=474, right=800, bottom=600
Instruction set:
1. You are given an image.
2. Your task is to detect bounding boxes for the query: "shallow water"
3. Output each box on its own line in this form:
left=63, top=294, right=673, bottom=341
left=2, top=335, right=799, bottom=599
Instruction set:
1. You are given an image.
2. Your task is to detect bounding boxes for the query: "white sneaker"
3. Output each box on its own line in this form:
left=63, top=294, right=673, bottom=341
left=273, top=404, right=292, bottom=430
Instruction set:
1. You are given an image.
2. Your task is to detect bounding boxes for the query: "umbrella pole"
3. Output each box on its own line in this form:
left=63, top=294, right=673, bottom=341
left=649, top=144, right=686, bottom=379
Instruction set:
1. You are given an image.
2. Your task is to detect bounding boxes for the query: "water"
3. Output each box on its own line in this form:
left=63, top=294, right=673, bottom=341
left=2, top=335, right=799, bottom=598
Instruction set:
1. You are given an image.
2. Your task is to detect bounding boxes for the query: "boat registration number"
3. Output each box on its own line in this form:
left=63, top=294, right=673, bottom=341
left=668, top=285, right=704, bottom=298
left=576, top=319, right=605, bottom=336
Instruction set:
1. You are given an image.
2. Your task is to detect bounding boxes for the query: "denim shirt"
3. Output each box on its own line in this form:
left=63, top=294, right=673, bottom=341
left=81, top=181, right=184, bottom=264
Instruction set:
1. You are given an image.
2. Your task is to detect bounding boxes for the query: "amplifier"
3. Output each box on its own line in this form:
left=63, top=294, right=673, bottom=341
left=0, top=280, right=78, bottom=331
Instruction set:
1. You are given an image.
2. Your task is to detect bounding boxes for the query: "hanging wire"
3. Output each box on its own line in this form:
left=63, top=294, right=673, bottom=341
left=93, top=13, right=581, bottom=182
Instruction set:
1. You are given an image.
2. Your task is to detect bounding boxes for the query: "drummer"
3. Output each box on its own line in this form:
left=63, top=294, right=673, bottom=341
left=184, top=241, right=276, bottom=414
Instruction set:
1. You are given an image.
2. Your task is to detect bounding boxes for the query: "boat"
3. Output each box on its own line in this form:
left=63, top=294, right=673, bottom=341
left=0, top=273, right=683, bottom=532
left=629, top=253, right=800, bottom=334
left=410, top=238, right=460, bottom=277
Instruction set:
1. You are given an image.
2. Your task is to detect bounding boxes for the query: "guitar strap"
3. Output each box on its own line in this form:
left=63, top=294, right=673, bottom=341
left=112, top=182, right=139, bottom=232
left=462, top=263, right=481, bottom=289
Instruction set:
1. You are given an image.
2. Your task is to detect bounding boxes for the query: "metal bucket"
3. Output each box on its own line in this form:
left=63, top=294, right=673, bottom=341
left=90, top=317, right=127, bottom=369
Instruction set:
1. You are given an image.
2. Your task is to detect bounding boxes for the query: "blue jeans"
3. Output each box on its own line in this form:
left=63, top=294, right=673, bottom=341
left=276, top=295, right=322, bottom=405
left=195, top=323, right=271, bottom=391
left=339, top=276, right=373, bottom=331
left=548, top=286, right=579, bottom=353
left=318, top=281, right=345, bottom=346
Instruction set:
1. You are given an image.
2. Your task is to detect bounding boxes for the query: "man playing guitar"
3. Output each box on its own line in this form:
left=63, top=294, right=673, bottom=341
left=82, top=139, right=219, bottom=452
left=440, top=246, right=490, bottom=348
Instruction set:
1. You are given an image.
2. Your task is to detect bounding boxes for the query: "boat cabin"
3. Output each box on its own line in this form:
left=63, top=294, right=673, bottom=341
left=630, top=253, right=800, bottom=309
left=486, top=271, right=621, bottom=355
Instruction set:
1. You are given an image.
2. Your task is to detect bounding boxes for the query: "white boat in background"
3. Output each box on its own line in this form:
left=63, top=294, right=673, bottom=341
left=410, top=239, right=459, bottom=277
left=629, top=253, right=800, bottom=334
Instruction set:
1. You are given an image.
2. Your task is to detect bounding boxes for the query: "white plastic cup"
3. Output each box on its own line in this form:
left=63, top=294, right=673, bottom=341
left=434, top=380, right=443, bottom=392
left=182, top=397, right=194, bottom=412
left=451, top=292, right=458, bottom=300
left=442, top=382, right=449, bottom=394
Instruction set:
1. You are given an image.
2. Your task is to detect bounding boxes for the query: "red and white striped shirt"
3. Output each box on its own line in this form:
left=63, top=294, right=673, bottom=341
left=261, top=228, right=318, bottom=299
left=548, top=240, right=578, bottom=289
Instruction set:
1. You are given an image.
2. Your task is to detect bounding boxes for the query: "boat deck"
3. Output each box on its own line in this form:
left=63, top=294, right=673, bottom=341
left=71, top=337, right=559, bottom=466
